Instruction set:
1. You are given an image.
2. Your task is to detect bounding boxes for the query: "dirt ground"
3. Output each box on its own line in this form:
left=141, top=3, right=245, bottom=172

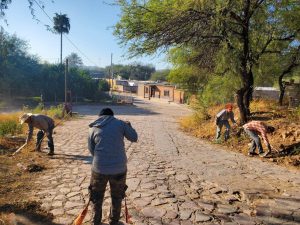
left=0, top=135, right=59, bottom=224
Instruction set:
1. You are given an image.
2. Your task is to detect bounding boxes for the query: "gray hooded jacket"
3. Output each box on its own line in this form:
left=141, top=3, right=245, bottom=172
left=88, top=115, right=138, bottom=175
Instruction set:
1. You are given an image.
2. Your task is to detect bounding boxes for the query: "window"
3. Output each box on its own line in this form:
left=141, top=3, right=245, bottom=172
left=164, top=90, right=170, bottom=96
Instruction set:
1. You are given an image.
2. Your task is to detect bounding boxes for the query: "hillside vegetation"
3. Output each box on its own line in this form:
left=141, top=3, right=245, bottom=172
left=180, top=100, right=300, bottom=169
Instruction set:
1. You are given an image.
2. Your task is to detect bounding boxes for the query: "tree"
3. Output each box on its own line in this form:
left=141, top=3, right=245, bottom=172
left=0, top=0, right=12, bottom=19
left=105, top=63, right=155, bottom=80
left=98, top=79, right=110, bottom=92
left=53, top=13, right=70, bottom=66
left=115, top=0, right=300, bottom=124
left=0, top=29, right=41, bottom=98
left=277, top=45, right=300, bottom=105
left=167, top=46, right=211, bottom=93
left=65, top=52, right=83, bottom=68
left=150, top=69, right=169, bottom=81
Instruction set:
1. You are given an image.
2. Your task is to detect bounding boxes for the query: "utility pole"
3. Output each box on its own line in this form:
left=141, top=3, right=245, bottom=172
left=111, top=53, right=113, bottom=79
left=110, top=53, right=113, bottom=89
left=65, top=58, right=68, bottom=104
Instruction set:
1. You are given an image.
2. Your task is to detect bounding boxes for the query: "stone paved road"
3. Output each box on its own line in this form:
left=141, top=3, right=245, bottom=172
left=33, top=98, right=300, bottom=225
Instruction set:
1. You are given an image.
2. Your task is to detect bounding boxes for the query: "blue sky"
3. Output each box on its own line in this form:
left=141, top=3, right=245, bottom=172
left=0, top=0, right=169, bottom=69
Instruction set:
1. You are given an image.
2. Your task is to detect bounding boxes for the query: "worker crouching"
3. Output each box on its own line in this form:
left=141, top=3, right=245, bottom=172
left=19, top=113, right=55, bottom=155
left=243, top=120, right=275, bottom=158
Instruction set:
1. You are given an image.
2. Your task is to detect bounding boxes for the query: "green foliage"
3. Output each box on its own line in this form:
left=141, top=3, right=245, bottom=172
left=107, top=63, right=155, bottom=80
left=53, top=13, right=70, bottom=34
left=168, top=66, right=208, bottom=93
left=0, top=120, right=22, bottom=137
left=65, top=52, right=83, bottom=68
left=53, top=13, right=70, bottom=65
left=98, top=79, right=110, bottom=92
left=0, top=0, right=12, bottom=19
left=150, top=69, right=169, bottom=81
left=31, top=102, right=45, bottom=114
left=115, top=0, right=300, bottom=123
left=47, top=104, right=64, bottom=118
left=201, top=74, right=241, bottom=106
left=23, top=104, right=64, bottom=119
left=167, top=47, right=210, bottom=93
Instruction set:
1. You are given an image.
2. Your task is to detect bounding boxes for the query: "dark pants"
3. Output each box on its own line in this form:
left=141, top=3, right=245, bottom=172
left=36, top=128, right=54, bottom=153
left=244, top=129, right=263, bottom=154
left=89, top=171, right=127, bottom=225
left=216, top=120, right=231, bottom=141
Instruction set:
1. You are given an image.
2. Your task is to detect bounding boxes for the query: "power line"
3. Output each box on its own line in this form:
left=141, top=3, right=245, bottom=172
left=32, top=0, right=99, bottom=67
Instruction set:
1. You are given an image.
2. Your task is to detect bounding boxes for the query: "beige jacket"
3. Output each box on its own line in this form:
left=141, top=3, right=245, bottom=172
left=26, top=114, right=55, bottom=142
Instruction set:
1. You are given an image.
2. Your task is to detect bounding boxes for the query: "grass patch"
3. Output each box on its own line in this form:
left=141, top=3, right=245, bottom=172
left=0, top=114, right=23, bottom=137
left=0, top=104, right=64, bottom=144
left=22, top=104, right=64, bottom=119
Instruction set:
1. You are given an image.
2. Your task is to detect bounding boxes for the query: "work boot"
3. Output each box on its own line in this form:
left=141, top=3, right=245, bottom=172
left=248, top=152, right=258, bottom=157
left=48, top=145, right=54, bottom=155
left=48, top=151, right=54, bottom=156
left=259, top=151, right=270, bottom=158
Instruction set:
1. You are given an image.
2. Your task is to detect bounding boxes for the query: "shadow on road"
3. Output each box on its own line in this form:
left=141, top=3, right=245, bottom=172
left=52, top=153, right=92, bottom=164
left=0, top=202, right=63, bottom=225
left=73, top=101, right=160, bottom=117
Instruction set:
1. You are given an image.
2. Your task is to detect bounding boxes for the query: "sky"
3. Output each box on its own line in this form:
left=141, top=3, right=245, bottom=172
left=0, top=0, right=170, bottom=70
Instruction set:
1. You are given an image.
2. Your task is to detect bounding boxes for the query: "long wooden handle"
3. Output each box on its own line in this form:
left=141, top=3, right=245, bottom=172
left=12, top=143, right=27, bottom=156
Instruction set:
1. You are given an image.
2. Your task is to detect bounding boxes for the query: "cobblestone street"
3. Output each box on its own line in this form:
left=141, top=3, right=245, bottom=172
left=33, top=98, right=300, bottom=225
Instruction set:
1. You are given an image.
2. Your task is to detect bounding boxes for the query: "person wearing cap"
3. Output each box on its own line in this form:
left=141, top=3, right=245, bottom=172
left=215, top=103, right=237, bottom=141
left=243, top=120, right=275, bottom=157
left=88, top=108, right=138, bottom=225
left=19, top=113, right=55, bottom=155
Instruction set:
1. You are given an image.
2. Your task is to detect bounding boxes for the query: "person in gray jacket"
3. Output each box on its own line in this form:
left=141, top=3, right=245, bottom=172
left=88, top=108, right=138, bottom=225
left=215, top=103, right=237, bottom=141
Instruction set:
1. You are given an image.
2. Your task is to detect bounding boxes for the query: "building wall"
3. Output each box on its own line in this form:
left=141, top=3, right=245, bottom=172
left=137, top=84, right=145, bottom=97
left=155, top=85, right=174, bottom=100
left=174, top=89, right=184, bottom=104
left=137, top=83, right=185, bottom=104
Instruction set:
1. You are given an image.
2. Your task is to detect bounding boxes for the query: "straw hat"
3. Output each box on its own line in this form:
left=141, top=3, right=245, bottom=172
left=19, top=113, right=32, bottom=124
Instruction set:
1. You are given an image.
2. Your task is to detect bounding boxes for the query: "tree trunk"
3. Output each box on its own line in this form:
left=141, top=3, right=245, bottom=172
left=60, top=32, right=63, bottom=66
left=243, top=70, right=253, bottom=116
left=237, top=0, right=251, bottom=125
left=236, top=87, right=248, bottom=124
left=278, top=74, right=285, bottom=106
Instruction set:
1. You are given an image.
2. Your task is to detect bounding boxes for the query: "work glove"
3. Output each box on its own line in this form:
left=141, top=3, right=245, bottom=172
left=125, top=121, right=132, bottom=127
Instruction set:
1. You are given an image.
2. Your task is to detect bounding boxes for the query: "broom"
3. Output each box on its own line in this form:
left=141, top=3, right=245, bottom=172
left=71, top=200, right=90, bottom=225
left=124, top=195, right=131, bottom=223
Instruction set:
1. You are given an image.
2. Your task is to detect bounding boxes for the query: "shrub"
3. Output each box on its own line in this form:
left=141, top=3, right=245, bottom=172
left=22, top=104, right=64, bottom=119
left=0, top=120, right=22, bottom=137
left=47, top=104, right=64, bottom=118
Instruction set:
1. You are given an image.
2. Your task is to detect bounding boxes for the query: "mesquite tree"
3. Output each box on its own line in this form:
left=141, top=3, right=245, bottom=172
left=114, top=0, right=300, bottom=124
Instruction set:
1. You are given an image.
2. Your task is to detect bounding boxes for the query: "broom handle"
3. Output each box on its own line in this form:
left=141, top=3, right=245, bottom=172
left=125, top=196, right=129, bottom=223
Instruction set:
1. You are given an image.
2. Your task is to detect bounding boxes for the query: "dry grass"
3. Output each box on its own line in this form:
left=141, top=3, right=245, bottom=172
left=0, top=106, right=65, bottom=224
left=180, top=99, right=300, bottom=169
